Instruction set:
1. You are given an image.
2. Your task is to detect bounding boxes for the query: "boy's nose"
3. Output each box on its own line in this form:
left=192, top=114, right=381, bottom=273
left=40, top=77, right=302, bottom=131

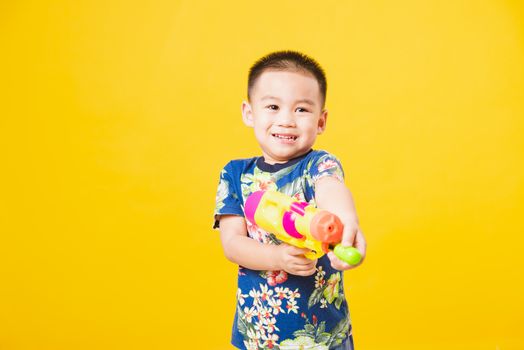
left=277, top=112, right=296, bottom=127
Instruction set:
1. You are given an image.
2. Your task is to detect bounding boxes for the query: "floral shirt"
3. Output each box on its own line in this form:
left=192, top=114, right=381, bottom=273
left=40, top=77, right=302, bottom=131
left=214, top=150, right=354, bottom=350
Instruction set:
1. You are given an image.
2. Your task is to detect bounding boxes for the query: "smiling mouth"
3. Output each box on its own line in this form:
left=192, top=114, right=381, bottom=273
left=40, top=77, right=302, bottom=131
left=272, top=133, right=298, bottom=141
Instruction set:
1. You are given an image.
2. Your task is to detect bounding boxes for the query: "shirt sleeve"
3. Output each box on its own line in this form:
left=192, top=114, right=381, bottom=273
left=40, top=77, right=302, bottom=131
left=308, top=151, right=345, bottom=191
left=213, top=162, right=244, bottom=229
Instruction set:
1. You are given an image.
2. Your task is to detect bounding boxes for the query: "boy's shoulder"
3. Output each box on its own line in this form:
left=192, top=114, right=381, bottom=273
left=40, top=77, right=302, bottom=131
left=302, top=149, right=345, bottom=181
left=220, top=156, right=259, bottom=177
left=302, top=149, right=343, bottom=167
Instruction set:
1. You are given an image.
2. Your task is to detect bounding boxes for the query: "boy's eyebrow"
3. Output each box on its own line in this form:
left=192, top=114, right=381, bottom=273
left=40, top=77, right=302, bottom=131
left=261, top=95, right=316, bottom=106
left=261, top=95, right=281, bottom=101
left=296, top=98, right=316, bottom=106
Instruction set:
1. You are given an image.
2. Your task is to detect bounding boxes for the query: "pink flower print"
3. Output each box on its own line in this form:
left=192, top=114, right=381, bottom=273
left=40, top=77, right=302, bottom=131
left=259, top=179, right=274, bottom=191
left=246, top=220, right=272, bottom=244
left=318, top=159, right=338, bottom=172
left=292, top=192, right=306, bottom=202
left=275, top=270, right=288, bottom=284
left=252, top=173, right=277, bottom=192
left=265, top=270, right=287, bottom=286
left=266, top=271, right=277, bottom=287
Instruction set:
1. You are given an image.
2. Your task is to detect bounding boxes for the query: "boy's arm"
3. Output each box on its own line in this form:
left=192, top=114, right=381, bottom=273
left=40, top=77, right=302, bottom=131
left=314, top=176, right=367, bottom=270
left=218, top=215, right=317, bottom=276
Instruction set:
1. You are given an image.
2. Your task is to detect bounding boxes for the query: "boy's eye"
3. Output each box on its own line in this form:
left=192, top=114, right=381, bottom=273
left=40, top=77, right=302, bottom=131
left=296, top=107, right=309, bottom=113
left=266, top=105, right=279, bottom=110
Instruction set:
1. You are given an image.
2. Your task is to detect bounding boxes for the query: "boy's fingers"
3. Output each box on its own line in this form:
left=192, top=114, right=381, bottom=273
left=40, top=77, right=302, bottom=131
left=341, top=226, right=358, bottom=247
left=327, top=251, right=353, bottom=270
left=292, top=257, right=317, bottom=267
left=295, top=267, right=316, bottom=275
left=355, top=230, right=367, bottom=254
left=293, top=266, right=317, bottom=276
left=286, top=246, right=312, bottom=256
left=331, top=260, right=352, bottom=270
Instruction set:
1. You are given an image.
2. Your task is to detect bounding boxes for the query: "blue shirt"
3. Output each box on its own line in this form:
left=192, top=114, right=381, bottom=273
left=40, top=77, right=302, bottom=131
left=214, top=150, right=354, bottom=350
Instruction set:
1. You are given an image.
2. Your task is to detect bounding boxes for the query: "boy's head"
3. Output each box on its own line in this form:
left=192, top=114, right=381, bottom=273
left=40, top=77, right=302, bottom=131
left=242, top=51, right=329, bottom=164
left=247, top=51, right=327, bottom=108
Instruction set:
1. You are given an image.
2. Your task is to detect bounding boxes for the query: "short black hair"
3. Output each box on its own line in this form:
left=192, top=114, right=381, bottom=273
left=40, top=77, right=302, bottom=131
left=247, top=50, right=327, bottom=107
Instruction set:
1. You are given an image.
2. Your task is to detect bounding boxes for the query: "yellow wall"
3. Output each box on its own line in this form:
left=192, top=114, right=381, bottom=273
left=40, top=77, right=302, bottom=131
left=1, top=1, right=523, bottom=349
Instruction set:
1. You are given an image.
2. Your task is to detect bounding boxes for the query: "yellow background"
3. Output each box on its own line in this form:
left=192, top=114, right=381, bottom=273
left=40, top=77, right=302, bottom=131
left=1, top=1, right=523, bottom=349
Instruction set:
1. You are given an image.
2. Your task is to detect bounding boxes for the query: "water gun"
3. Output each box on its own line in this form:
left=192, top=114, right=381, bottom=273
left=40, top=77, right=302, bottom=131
left=245, top=190, right=362, bottom=265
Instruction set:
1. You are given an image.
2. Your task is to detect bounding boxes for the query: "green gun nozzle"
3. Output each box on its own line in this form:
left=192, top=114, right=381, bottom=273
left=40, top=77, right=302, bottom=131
left=333, top=245, right=362, bottom=266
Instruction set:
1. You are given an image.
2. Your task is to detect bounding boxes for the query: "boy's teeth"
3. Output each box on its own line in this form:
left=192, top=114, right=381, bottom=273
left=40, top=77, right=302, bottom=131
left=273, top=134, right=296, bottom=140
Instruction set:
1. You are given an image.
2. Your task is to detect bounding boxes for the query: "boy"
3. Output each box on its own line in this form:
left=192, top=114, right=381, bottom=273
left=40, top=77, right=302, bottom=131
left=214, top=51, right=366, bottom=350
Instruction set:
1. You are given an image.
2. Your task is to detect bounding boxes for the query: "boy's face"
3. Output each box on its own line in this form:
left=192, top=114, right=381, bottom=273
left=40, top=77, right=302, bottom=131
left=242, top=70, right=327, bottom=164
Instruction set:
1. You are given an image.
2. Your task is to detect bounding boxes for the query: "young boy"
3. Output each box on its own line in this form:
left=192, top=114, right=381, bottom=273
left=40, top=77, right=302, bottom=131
left=214, top=51, right=366, bottom=350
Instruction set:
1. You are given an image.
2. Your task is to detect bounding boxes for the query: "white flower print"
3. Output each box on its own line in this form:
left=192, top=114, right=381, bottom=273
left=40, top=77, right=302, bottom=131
left=259, top=306, right=273, bottom=320
left=243, top=306, right=257, bottom=322
left=246, top=220, right=271, bottom=244
left=288, top=288, right=301, bottom=300
left=286, top=299, right=299, bottom=314
left=237, top=283, right=303, bottom=349
left=243, top=339, right=259, bottom=350
left=215, top=174, right=229, bottom=211
left=254, top=320, right=265, bottom=334
left=268, top=297, right=284, bottom=315
left=237, top=288, right=248, bottom=306
left=246, top=328, right=261, bottom=343
left=275, top=286, right=289, bottom=300
left=249, top=289, right=262, bottom=307
left=261, top=332, right=279, bottom=349
left=259, top=283, right=273, bottom=301
left=263, top=316, right=280, bottom=334
left=315, top=266, right=326, bottom=288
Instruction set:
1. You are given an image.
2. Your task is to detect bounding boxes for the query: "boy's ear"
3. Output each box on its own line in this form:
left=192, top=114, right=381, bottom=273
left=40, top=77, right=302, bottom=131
left=317, top=108, right=328, bottom=134
left=242, top=101, right=254, bottom=127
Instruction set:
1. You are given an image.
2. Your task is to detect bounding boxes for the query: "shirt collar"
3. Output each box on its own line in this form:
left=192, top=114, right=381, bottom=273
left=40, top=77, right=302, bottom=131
left=256, top=149, right=313, bottom=173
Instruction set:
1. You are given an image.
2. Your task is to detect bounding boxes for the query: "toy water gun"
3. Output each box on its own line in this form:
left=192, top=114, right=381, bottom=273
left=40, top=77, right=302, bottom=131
left=245, top=190, right=362, bottom=265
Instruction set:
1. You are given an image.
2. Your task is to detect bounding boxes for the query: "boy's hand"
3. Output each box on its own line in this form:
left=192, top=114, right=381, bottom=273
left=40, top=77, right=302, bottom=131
left=314, top=176, right=367, bottom=271
left=327, top=224, right=367, bottom=271
left=273, top=244, right=317, bottom=276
